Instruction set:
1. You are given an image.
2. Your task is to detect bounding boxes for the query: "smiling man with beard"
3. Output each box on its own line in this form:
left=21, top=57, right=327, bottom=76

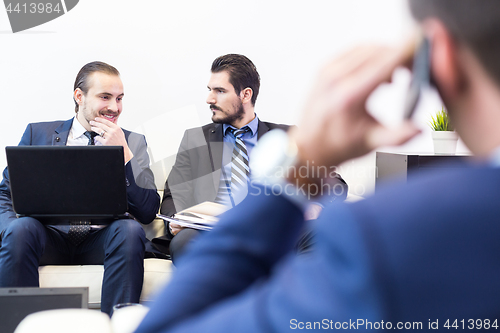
left=0, top=61, right=160, bottom=316
left=159, top=54, right=347, bottom=263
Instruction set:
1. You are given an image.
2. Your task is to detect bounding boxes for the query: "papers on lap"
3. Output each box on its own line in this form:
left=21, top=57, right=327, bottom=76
left=156, top=201, right=229, bottom=231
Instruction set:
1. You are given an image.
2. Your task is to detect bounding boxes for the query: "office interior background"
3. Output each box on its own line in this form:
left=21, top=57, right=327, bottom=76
left=0, top=0, right=470, bottom=197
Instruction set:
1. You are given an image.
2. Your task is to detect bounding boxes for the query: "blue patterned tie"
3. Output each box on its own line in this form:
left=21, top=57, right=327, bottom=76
left=229, top=127, right=250, bottom=199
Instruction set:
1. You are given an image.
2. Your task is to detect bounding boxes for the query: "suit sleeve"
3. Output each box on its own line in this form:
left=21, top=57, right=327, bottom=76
left=0, top=124, right=33, bottom=229
left=136, top=184, right=305, bottom=332
left=160, top=130, right=195, bottom=216
left=125, top=133, right=160, bottom=224
left=326, top=172, right=349, bottom=203
left=135, top=187, right=383, bottom=333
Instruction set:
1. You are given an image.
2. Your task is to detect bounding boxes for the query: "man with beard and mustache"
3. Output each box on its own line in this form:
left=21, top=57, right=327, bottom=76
left=0, top=61, right=160, bottom=316
left=159, top=54, right=347, bottom=263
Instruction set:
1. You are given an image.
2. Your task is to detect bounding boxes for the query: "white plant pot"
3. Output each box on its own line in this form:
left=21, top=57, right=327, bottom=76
left=432, top=131, right=458, bottom=155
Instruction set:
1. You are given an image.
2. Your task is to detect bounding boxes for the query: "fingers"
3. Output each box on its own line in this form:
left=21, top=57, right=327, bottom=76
left=317, top=41, right=416, bottom=106
left=169, top=223, right=184, bottom=236
left=90, top=118, right=120, bottom=142
left=89, top=118, right=134, bottom=163
left=366, top=121, right=421, bottom=150
left=90, top=117, right=114, bottom=133
left=341, top=47, right=414, bottom=106
left=294, top=40, right=422, bottom=171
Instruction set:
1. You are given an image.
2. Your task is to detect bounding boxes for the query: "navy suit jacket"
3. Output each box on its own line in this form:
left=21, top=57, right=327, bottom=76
left=0, top=119, right=160, bottom=231
left=136, top=163, right=500, bottom=332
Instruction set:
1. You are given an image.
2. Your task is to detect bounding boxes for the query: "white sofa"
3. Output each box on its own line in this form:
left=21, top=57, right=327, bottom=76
left=38, top=218, right=173, bottom=309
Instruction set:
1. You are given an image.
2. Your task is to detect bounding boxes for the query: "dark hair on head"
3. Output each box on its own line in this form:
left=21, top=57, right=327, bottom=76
left=409, top=0, right=500, bottom=86
left=73, top=61, right=120, bottom=112
left=211, top=54, right=260, bottom=106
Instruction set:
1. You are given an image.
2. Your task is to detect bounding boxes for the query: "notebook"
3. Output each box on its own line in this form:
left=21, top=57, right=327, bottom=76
left=0, top=287, right=88, bottom=333
left=5, top=146, right=128, bottom=221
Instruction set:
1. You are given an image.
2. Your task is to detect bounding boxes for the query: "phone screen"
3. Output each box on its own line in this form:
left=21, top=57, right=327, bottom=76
left=403, top=37, right=431, bottom=119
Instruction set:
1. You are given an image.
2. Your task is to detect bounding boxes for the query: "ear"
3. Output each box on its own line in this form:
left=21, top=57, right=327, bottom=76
left=423, top=19, right=465, bottom=101
left=73, top=88, right=85, bottom=109
left=240, top=87, right=253, bottom=104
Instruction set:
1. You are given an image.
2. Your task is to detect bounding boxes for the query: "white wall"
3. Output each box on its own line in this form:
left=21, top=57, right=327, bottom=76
left=0, top=0, right=470, bottom=195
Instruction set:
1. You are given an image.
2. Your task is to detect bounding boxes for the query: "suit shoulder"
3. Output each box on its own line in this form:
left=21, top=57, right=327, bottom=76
left=200, top=123, right=219, bottom=132
left=122, top=129, right=147, bottom=144
left=27, top=120, right=66, bottom=131
left=185, top=123, right=221, bottom=139
left=262, top=121, right=291, bottom=131
left=122, top=128, right=142, bottom=137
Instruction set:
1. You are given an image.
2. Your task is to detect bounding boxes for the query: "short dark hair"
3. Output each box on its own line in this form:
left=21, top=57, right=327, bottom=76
left=211, top=54, right=260, bottom=106
left=409, top=0, right=500, bottom=86
left=73, top=61, right=120, bottom=112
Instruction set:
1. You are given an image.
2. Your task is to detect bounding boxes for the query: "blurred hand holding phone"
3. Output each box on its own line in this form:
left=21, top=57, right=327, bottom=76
left=404, top=36, right=432, bottom=120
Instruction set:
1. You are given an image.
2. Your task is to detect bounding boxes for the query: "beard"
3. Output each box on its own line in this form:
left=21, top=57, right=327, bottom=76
left=211, top=101, right=245, bottom=125
left=78, top=102, right=94, bottom=127
left=79, top=102, right=119, bottom=125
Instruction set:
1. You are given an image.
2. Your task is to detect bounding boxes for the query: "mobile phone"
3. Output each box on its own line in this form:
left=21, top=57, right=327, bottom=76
left=403, top=37, right=432, bottom=119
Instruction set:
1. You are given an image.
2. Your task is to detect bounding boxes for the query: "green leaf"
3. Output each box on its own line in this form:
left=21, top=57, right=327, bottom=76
left=428, top=106, right=454, bottom=131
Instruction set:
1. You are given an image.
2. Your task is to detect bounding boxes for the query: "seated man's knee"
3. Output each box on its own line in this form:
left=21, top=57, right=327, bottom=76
left=170, top=228, right=201, bottom=263
left=107, top=219, right=145, bottom=249
left=2, top=217, right=45, bottom=243
left=0, top=217, right=45, bottom=257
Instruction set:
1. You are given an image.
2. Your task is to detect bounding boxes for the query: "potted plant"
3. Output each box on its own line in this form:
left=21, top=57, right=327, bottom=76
left=429, top=106, right=458, bottom=154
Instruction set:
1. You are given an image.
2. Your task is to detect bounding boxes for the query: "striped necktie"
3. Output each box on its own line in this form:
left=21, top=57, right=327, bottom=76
left=83, top=131, right=98, bottom=145
left=229, top=126, right=251, bottom=197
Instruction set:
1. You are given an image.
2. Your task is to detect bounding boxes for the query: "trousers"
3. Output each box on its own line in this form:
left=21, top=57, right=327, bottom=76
left=0, top=217, right=146, bottom=315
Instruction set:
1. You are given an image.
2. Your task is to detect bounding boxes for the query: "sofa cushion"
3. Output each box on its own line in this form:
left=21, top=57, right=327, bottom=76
left=39, top=258, right=173, bottom=308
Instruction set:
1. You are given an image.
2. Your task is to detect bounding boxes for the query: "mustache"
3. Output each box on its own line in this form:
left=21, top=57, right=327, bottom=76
left=210, top=104, right=222, bottom=111
left=99, top=110, right=119, bottom=116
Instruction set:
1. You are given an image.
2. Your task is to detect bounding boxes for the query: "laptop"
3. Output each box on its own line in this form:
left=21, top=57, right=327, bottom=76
left=0, top=287, right=88, bottom=333
left=5, top=146, right=128, bottom=221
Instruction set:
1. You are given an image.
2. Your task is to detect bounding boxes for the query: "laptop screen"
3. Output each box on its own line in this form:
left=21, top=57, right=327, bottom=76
left=6, top=146, right=128, bottom=220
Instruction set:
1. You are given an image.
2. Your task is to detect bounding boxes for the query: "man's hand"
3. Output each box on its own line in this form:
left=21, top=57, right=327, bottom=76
left=169, top=222, right=185, bottom=236
left=289, top=43, right=420, bottom=187
left=90, top=117, right=134, bottom=163
left=304, top=203, right=323, bottom=221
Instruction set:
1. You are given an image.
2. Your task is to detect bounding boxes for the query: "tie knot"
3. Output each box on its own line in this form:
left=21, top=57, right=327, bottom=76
left=229, top=126, right=250, bottom=139
left=83, top=131, right=98, bottom=145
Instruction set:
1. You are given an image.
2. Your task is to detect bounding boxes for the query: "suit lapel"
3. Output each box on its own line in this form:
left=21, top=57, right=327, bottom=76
left=206, top=123, right=224, bottom=191
left=257, top=120, right=270, bottom=140
left=206, top=120, right=269, bottom=192
left=52, top=119, right=73, bottom=146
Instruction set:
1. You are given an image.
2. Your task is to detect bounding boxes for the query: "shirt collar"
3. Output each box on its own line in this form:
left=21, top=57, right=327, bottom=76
left=223, top=114, right=259, bottom=138
left=70, top=116, right=88, bottom=140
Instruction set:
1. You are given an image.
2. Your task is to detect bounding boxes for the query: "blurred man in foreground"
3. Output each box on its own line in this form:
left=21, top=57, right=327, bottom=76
left=136, top=0, right=500, bottom=331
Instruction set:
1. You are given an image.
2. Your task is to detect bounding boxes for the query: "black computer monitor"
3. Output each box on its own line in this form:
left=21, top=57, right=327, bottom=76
left=0, top=287, right=88, bottom=333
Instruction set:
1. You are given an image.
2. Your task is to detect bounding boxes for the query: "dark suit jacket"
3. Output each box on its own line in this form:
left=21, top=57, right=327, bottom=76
left=0, top=119, right=160, bottom=232
left=136, top=164, right=500, bottom=333
left=160, top=120, right=290, bottom=216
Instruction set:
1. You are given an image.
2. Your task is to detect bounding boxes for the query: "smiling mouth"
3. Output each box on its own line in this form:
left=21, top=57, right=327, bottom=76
left=100, top=112, right=119, bottom=122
